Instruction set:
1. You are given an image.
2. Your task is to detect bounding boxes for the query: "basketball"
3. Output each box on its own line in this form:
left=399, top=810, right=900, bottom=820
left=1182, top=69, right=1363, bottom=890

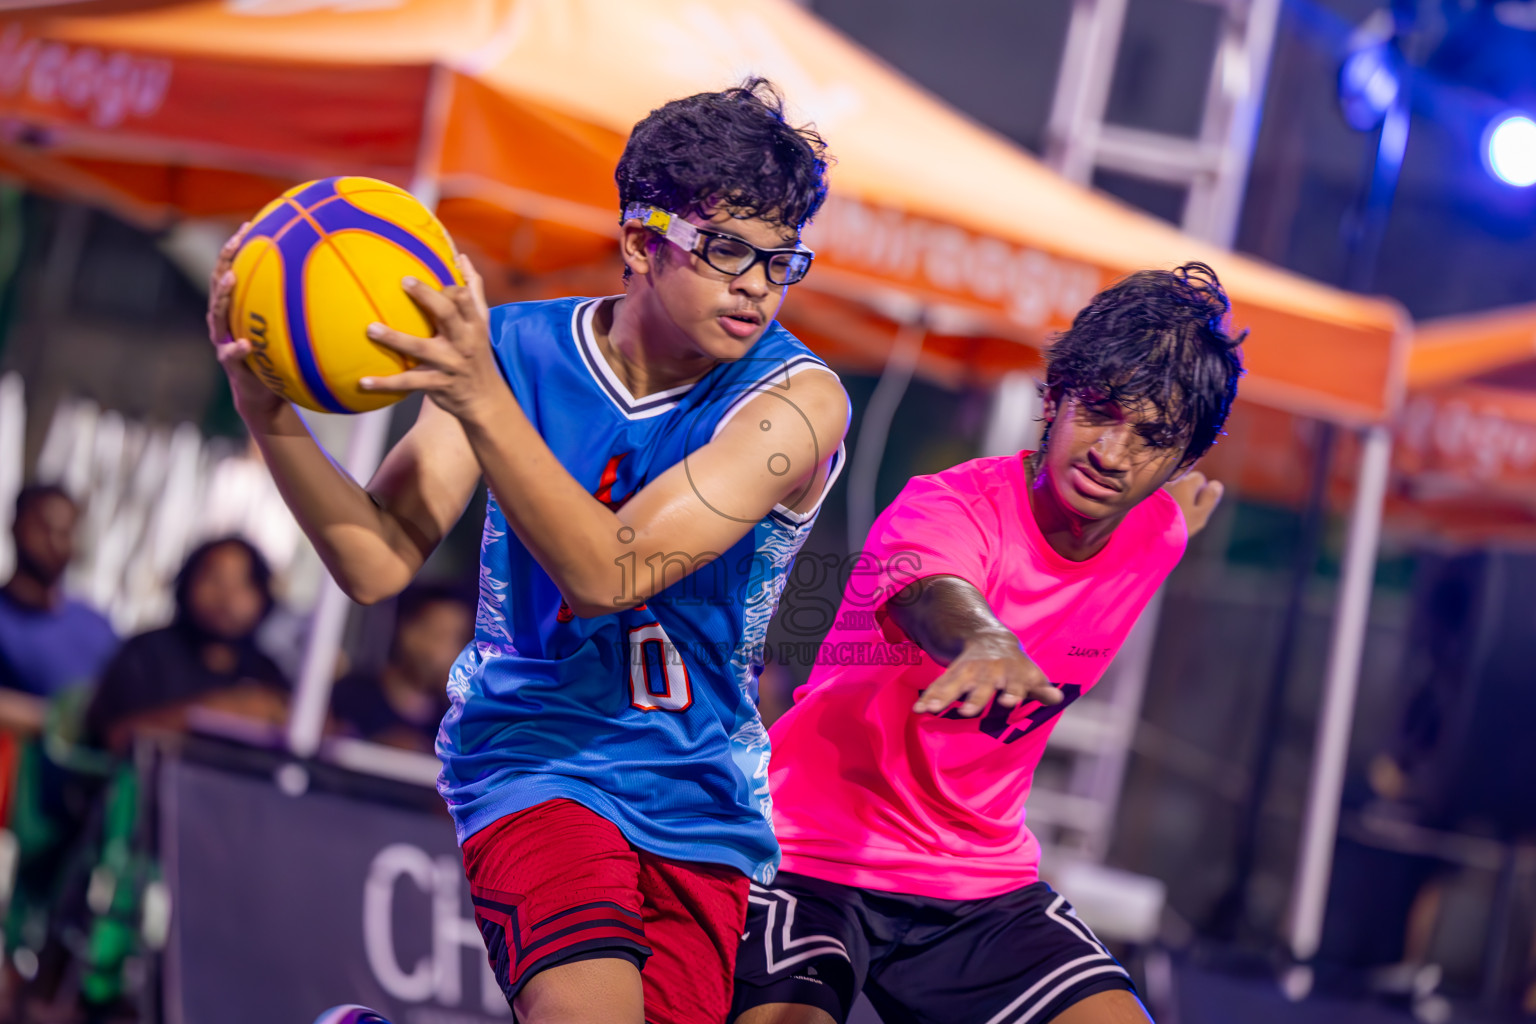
left=229, top=176, right=464, bottom=414
left=311, top=1006, right=391, bottom=1024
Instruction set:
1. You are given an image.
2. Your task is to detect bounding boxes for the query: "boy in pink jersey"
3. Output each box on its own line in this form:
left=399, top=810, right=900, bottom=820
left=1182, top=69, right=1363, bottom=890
left=733, top=264, right=1244, bottom=1024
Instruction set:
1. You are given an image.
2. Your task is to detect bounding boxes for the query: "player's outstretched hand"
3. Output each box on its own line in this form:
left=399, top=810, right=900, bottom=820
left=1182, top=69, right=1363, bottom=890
left=360, top=254, right=508, bottom=423
left=1165, top=470, right=1224, bottom=538
left=207, top=222, right=285, bottom=421
left=913, top=632, right=1062, bottom=718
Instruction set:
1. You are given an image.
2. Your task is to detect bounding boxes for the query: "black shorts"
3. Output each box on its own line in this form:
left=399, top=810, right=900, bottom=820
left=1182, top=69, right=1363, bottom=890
left=732, top=871, right=1137, bottom=1024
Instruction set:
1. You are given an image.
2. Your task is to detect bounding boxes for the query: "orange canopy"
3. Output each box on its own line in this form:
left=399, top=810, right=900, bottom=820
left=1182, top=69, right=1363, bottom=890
left=0, top=0, right=1406, bottom=424
left=1194, top=394, right=1536, bottom=546
left=1406, top=303, right=1536, bottom=391
left=1198, top=301, right=1536, bottom=543
left=1372, top=305, right=1536, bottom=541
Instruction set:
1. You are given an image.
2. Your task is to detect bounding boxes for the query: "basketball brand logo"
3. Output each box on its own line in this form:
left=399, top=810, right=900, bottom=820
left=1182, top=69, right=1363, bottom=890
left=245, top=312, right=292, bottom=401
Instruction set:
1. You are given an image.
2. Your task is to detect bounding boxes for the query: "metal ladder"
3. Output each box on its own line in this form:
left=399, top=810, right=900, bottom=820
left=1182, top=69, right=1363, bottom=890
left=1045, top=0, right=1283, bottom=249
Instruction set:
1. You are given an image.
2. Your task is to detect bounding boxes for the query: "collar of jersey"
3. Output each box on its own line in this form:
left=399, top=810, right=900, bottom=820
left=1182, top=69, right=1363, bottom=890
left=573, top=297, right=699, bottom=420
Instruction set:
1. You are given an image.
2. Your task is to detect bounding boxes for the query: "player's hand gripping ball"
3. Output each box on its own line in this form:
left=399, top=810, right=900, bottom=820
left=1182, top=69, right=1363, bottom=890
left=224, top=176, right=464, bottom=413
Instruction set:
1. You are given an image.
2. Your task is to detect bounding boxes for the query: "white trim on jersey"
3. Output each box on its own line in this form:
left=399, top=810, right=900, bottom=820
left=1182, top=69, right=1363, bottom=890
left=572, top=297, right=698, bottom=419
left=747, top=882, right=852, bottom=976
left=708, top=354, right=840, bottom=440
left=708, top=354, right=846, bottom=526
left=981, top=895, right=1128, bottom=1024
left=772, top=440, right=847, bottom=526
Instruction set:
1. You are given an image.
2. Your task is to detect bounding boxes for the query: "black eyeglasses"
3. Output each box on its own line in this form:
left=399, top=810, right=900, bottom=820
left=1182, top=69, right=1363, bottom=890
left=624, top=204, right=815, bottom=286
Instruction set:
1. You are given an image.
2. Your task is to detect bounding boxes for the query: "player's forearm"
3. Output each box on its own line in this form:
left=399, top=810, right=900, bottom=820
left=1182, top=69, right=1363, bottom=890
left=242, top=407, right=422, bottom=603
left=457, top=384, right=830, bottom=616
left=887, top=575, right=1017, bottom=667
left=457, top=392, right=633, bottom=614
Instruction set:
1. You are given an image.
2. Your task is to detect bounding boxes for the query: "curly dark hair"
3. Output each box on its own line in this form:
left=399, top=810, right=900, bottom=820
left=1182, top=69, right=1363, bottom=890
left=616, top=77, right=830, bottom=233
left=1042, top=262, right=1245, bottom=466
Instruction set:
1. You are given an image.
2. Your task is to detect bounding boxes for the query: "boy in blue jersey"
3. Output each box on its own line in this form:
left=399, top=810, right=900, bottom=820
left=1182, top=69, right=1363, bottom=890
left=207, top=80, right=849, bottom=1024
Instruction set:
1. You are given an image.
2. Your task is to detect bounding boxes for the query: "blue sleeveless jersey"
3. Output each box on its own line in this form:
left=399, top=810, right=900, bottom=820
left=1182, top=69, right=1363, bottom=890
left=437, top=296, right=842, bottom=884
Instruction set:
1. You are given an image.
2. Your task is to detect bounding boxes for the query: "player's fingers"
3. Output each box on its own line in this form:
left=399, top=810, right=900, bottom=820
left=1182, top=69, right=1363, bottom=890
left=913, top=668, right=970, bottom=714
left=213, top=225, right=244, bottom=271
left=215, top=337, right=252, bottom=365
left=365, top=322, right=436, bottom=361
left=955, top=678, right=997, bottom=718
left=358, top=368, right=438, bottom=393
left=207, top=270, right=236, bottom=342
left=458, top=254, right=491, bottom=319
left=402, top=276, right=456, bottom=324
left=215, top=339, right=267, bottom=387
left=445, top=283, right=481, bottom=328
left=210, top=269, right=235, bottom=312
left=1197, top=479, right=1225, bottom=512
left=1027, top=680, right=1065, bottom=706
left=997, top=667, right=1029, bottom=708
left=211, top=222, right=252, bottom=281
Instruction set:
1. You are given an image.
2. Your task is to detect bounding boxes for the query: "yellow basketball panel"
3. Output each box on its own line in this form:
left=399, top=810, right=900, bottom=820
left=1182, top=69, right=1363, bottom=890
left=333, top=176, right=420, bottom=217
left=333, top=175, right=415, bottom=201
left=230, top=237, right=325, bottom=412
left=304, top=234, right=418, bottom=413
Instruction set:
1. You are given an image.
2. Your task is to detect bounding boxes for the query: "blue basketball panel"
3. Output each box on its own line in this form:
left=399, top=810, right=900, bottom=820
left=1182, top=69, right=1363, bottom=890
left=273, top=217, right=346, bottom=414
left=248, top=200, right=302, bottom=242
left=290, top=177, right=341, bottom=210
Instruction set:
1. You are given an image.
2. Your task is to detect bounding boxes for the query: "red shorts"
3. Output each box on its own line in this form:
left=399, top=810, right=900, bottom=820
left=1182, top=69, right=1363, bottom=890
left=461, top=798, right=750, bottom=1024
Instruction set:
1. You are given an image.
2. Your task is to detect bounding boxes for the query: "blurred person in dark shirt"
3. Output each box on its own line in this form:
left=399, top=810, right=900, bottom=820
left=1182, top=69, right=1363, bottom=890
left=330, top=582, right=473, bottom=754
left=0, top=484, right=118, bottom=698
left=85, top=536, right=288, bottom=754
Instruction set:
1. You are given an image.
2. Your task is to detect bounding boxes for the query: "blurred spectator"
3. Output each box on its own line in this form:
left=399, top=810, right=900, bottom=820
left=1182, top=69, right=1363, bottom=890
left=85, top=537, right=288, bottom=754
left=329, top=583, right=473, bottom=753
left=0, top=484, right=118, bottom=697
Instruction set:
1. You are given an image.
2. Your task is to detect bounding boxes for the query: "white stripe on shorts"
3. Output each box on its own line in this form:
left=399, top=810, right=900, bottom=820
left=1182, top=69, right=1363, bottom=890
left=1044, top=894, right=1114, bottom=957
left=1007, top=964, right=1132, bottom=1024
left=982, top=894, right=1129, bottom=1024
left=747, top=881, right=852, bottom=976
left=982, top=953, right=1120, bottom=1024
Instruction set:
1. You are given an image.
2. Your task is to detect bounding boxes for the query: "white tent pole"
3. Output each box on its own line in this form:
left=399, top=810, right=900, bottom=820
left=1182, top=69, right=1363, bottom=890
left=845, top=317, right=925, bottom=554
left=1285, top=423, right=1393, bottom=967
left=284, top=409, right=393, bottom=758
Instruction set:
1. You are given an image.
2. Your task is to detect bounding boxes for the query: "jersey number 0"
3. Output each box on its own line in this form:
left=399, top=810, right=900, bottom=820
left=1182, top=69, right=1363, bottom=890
left=627, top=622, right=693, bottom=712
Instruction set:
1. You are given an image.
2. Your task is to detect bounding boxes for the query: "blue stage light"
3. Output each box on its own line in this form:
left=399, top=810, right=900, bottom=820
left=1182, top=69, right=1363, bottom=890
left=1339, top=44, right=1400, bottom=132
left=1486, top=114, right=1536, bottom=187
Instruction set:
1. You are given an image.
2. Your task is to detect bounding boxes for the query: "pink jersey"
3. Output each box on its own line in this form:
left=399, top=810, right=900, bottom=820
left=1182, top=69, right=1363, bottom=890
left=769, top=453, right=1186, bottom=899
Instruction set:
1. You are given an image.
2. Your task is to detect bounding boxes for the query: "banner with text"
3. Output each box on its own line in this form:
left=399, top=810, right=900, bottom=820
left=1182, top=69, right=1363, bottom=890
left=160, top=757, right=509, bottom=1024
